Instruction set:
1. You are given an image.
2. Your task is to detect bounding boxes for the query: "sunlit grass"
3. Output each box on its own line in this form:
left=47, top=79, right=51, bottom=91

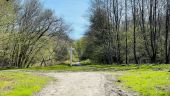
left=27, top=63, right=170, bottom=71
left=118, top=70, right=170, bottom=96
left=1, top=63, right=169, bottom=96
left=0, top=71, right=50, bottom=96
left=28, top=64, right=87, bottom=71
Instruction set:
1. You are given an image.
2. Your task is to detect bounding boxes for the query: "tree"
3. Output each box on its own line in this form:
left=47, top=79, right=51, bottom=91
left=83, top=0, right=116, bottom=64
left=165, top=0, right=170, bottom=63
left=0, top=0, right=15, bottom=26
left=0, top=0, right=71, bottom=68
left=82, top=0, right=169, bottom=64
left=125, top=0, right=128, bottom=64
left=0, top=0, right=16, bottom=67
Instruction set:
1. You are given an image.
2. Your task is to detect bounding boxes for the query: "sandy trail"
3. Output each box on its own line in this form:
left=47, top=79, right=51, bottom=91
left=37, top=72, right=106, bottom=96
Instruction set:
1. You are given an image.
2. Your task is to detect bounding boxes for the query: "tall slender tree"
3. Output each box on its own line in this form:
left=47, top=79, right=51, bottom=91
left=132, top=0, right=138, bottom=64
left=125, top=0, right=128, bottom=64
left=165, top=0, right=170, bottom=64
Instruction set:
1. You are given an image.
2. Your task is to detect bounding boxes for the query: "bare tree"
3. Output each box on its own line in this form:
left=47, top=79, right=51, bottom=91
left=131, top=0, right=139, bottom=64
left=165, top=0, right=170, bottom=63
left=125, top=0, right=128, bottom=64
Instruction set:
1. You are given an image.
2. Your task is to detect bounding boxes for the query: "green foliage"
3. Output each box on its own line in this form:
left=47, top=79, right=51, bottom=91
left=0, top=0, right=70, bottom=68
left=82, top=7, right=115, bottom=64
left=118, top=70, right=170, bottom=96
left=55, top=46, right=69, bottom=62
left=0, top=0, right=15, bottom=26
left=0, top=71, right=50, bottom=96
left=28, top=64, right=87, bottom=71
left=26, top=62, right=170, bottom=72
left=81, top=0, right=170, bottom=64
left=73, top=38, right=85, bottom=60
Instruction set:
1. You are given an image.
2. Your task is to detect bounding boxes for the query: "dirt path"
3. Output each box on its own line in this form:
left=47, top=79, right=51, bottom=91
left=36, top=72, right=136, bottom=96
left=37, top=72, right=106, bottom=96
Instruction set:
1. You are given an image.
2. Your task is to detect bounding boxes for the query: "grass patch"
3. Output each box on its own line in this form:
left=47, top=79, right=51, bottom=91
left=27, top=64, right=88, bottom=71
left=27, top=63, right=170, bottom=72
left=0, top=71, right=50, bottom=96
left=118, top=70, right=170, bottom=96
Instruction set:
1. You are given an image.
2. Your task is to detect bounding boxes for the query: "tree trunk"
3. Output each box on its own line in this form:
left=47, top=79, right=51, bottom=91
left=133, top=0, right=138, bottom=64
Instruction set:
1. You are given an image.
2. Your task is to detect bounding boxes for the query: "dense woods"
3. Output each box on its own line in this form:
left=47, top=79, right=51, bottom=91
left=0, top=0, right=71, bottom=68
left=77, top=0, right=170, bottom=64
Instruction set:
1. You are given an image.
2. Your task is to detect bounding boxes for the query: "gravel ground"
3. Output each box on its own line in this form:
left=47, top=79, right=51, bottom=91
left=36, top=72, right=137, bottom=96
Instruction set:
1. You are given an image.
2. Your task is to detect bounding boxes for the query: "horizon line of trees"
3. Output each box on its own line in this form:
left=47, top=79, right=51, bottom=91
left=75, top=0, right=170, bottom=64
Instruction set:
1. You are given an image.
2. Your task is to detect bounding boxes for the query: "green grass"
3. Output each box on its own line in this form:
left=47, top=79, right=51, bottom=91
left=0, top=71, right=51, bottom=96
left=118, top=70, right=170, bottom=96
left=28, top=64, right=88, bottom=71
left=26, top=63, right=170, bottom=72
left=0, top=63, right=170, bottom=96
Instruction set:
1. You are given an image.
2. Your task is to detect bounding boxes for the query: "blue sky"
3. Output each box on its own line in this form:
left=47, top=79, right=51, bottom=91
left=41, top=0, right=90, bottom=40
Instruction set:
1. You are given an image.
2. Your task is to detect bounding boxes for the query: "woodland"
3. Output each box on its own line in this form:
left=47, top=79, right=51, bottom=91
left=0, top=0, right=170, bottom=96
